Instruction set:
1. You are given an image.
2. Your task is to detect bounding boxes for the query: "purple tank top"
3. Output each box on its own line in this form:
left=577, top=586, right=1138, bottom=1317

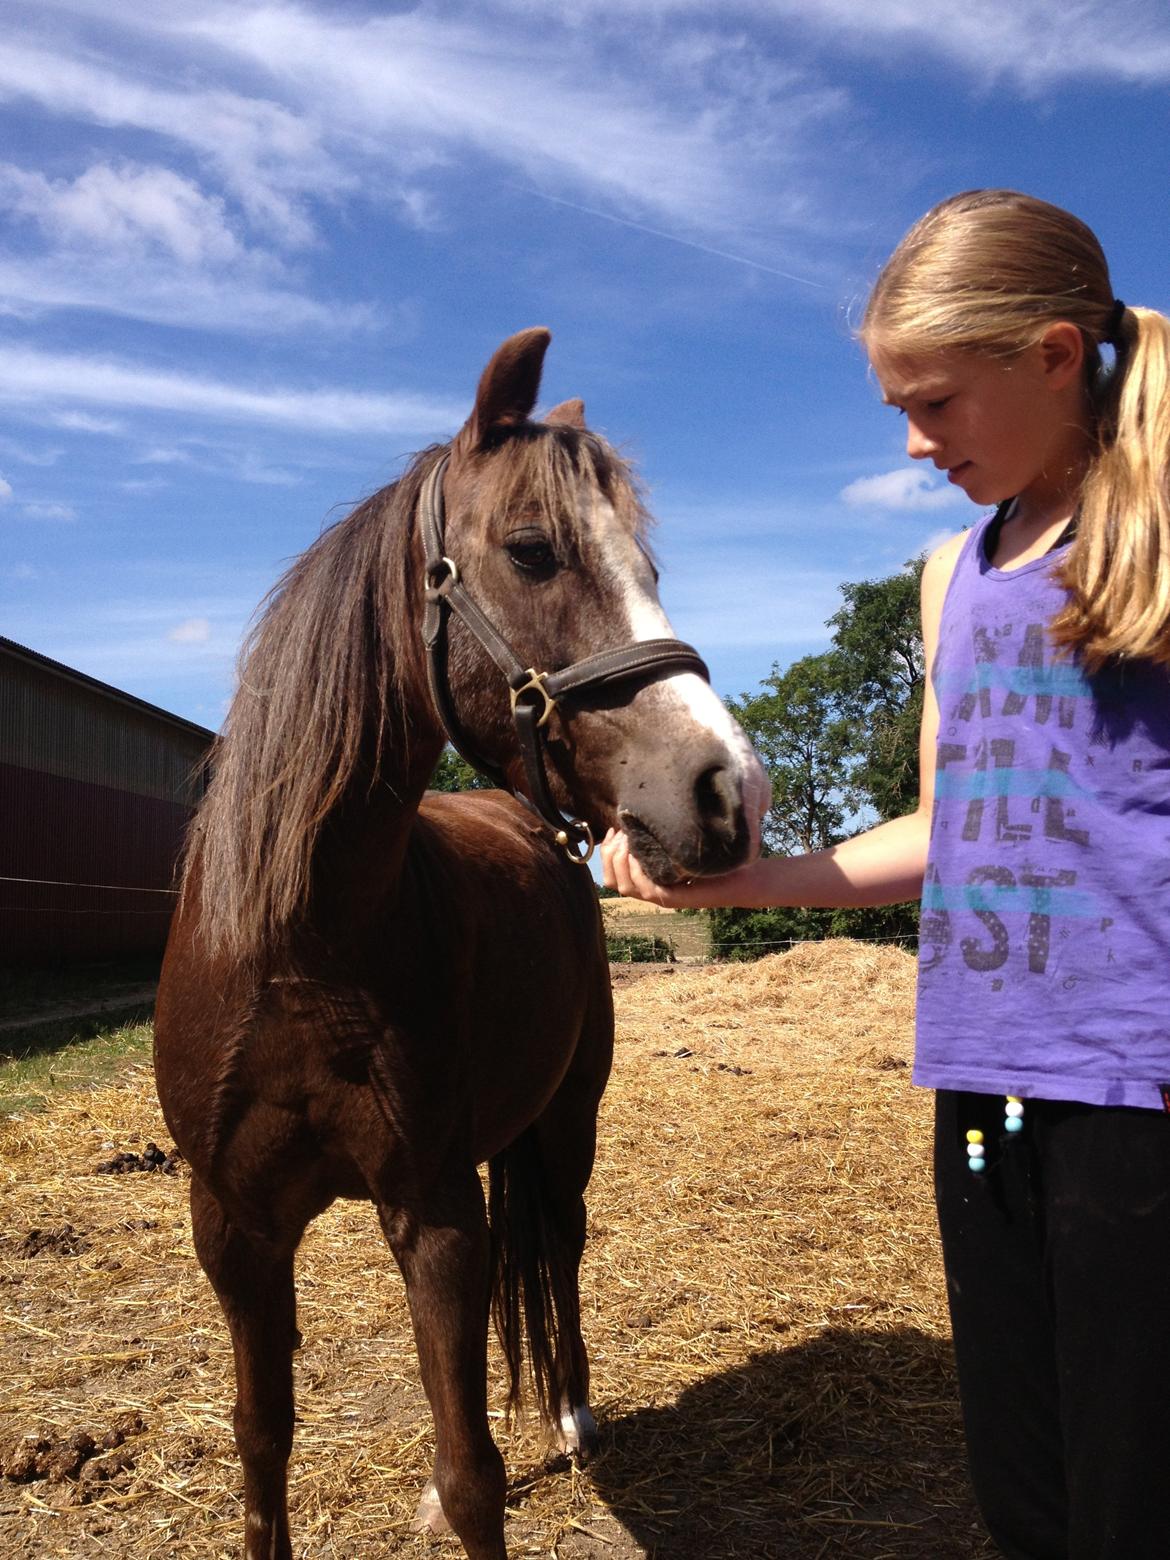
left=916, top=511, right=1170, bottom=1110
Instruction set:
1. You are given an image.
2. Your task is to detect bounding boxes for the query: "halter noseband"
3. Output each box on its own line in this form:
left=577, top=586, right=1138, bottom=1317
left=419, top=451, right=710, bottom=864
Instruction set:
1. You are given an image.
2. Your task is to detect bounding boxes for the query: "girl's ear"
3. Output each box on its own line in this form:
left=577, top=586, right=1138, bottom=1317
left=1038, top=321, right=1086, bottom=391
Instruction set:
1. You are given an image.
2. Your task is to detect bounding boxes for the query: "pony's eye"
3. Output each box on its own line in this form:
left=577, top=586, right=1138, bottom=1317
left=504, top=529, right=558, bottom=576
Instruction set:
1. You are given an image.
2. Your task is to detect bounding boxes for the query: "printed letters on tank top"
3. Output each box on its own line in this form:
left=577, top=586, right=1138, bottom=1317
left=914, top=508, right=1170, bottom=1111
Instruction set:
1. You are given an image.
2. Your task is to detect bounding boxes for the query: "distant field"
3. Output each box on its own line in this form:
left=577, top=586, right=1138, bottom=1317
left=600, top=900, right=709, bottom=961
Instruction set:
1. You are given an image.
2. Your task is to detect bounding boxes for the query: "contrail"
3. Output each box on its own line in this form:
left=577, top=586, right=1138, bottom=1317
left=512, top=185, right=828, bottom=289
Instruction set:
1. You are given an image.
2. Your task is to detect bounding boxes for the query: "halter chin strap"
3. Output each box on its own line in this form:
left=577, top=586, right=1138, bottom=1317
left=418, top=450, right=710, bottom=864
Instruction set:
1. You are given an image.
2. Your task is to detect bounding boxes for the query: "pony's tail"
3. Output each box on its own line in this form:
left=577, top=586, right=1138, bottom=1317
left=488, top=1127, right=586, bottom=1427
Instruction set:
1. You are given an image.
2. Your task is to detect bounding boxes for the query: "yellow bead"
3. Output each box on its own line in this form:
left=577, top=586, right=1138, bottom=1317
left=1006, top=1095, right=1021, bottom=1105
left=966, top=1129, right=984, bottom=1145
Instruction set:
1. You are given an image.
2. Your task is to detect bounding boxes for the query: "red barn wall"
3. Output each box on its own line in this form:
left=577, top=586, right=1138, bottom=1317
left=0, top=638, right=214, bottom=963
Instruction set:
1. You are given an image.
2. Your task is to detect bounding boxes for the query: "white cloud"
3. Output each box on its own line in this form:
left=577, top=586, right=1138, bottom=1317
left=0, top=345, right=466, bottom=436
left=0, top=161, right=244, bottom=265
left=506, top=1, right=1170, bottom=87
left=51, top=411, right=124, bottom=435
left=118, top=478, right=170, bottom=494
left=169, top=616, right=212, bottom=643
left=0, top=474, right=11, bottom=501
left=7, top=562, right=38, bottom=580
left=0, top=435, right=62, bottom=466
left=840, top=468, right=963, bottom=512
left=0, top=251, right=373, bottom=338
left=0, top=4, right=851, bottom=266
left=133, top=446, right=195, bottom=465
left=192, top=5, right=843, bottom=236
left=22, top=501, right=77, bottom=521
left=0, top=36, right=340, bottom=245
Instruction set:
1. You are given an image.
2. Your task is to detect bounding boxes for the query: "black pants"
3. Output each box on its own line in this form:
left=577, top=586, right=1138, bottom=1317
left=934, top=1089, right=1170, bottom=1560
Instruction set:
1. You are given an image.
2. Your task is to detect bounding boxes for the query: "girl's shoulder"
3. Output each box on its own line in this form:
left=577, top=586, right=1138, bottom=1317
left=921, top=524, right=979, bottom=636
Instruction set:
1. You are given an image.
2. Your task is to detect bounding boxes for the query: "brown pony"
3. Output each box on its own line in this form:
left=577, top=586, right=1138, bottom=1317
left=154, top=328, right=763, bottom=1560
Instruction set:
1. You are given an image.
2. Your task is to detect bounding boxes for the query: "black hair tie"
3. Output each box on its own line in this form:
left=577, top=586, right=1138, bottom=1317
left=1104, top=297, right=1127, bottom=344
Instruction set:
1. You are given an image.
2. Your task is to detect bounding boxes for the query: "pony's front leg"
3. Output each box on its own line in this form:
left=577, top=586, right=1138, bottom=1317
left=377, top=1172, right=507, bottom=1560
left=190, top=1175, right=299, bottom=1560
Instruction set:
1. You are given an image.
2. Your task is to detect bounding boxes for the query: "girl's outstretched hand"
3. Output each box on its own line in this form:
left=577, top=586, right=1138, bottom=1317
left=599, top=828, right=754, bottom=909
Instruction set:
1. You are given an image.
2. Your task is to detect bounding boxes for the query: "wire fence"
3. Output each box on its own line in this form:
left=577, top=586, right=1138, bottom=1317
left=0, top=875, right=177, bottom=895
left=2, top=879, right=918, bottom=948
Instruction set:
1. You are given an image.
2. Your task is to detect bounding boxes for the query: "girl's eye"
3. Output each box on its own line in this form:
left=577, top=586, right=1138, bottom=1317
left=925, top=396, right=952, bottom=412
left=504, top=529, right=558, bottom=576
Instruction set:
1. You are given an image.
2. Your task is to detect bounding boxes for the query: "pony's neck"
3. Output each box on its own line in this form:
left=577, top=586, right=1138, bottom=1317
left=310, top=671, right=447, bottom=940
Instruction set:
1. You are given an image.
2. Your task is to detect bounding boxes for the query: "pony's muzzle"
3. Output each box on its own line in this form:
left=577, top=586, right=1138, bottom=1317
left=617, top=748, right=758, bottom=883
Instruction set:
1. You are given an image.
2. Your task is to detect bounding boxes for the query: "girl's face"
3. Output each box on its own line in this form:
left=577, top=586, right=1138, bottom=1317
left=870, top=335, right=1090, bottom=511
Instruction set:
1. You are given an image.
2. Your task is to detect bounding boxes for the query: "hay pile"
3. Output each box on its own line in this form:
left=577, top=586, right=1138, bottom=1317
left=0, top=942, right=993, bottom=1558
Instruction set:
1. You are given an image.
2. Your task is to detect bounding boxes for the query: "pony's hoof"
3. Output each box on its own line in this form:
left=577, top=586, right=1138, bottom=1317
left=557, top=1403, right=599, bottom=1463
left=412, top=1480, right=451, bottom=1535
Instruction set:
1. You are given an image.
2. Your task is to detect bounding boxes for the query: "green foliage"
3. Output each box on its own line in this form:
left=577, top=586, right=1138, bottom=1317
left=708, top=557, right=927, bottom=958
left=828, top=557, right=926, bottom=823
left=707, top=900, right=918, bottom=960
left=605, top=932, right=677, bottom=963
left=728, top=651, right=854, bottom=855
left=427, top=747, right=493, bottom=793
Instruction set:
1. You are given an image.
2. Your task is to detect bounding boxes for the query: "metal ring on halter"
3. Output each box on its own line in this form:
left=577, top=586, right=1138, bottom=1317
left=553, top=819, right=595, bottom=865
left=509, top=669, right=556, bottom=728
left=427, top=555, right=460, bottom=588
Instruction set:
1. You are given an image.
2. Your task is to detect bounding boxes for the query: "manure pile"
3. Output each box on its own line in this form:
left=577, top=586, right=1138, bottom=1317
left=0, top=941, right=993, bottom=1558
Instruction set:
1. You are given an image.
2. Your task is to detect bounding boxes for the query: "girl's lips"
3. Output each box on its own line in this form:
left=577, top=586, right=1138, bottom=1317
left=947, top=462, right=971, bottom=483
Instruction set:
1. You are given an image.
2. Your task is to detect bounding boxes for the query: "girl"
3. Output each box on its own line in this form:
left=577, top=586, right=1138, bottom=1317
left=601, top=189, right=1170, bottom=1560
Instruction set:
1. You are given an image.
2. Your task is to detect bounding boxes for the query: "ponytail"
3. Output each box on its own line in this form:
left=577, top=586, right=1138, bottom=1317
left=1051, top=306, right=1170, bottom=670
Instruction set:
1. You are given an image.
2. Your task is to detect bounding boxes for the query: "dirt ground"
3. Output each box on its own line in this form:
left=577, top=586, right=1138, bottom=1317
left=0, top=943, right=993, bottom=1559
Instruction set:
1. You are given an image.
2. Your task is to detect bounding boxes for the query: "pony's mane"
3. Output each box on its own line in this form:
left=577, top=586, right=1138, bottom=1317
left=186, top=425, right=647, bottom=963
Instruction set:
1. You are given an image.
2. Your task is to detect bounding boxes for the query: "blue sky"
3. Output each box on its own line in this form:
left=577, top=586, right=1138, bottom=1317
left=2, top=0, right=1168, bottom=731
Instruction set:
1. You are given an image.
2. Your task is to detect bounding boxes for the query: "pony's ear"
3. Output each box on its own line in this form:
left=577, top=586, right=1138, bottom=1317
left=456, top=327, right=551, bottom=451
left=544, top=397, right=586, bottom=429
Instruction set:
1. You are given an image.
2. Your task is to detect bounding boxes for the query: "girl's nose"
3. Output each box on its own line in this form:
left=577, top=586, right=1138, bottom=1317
left=905, top=419, right=937, bottom=460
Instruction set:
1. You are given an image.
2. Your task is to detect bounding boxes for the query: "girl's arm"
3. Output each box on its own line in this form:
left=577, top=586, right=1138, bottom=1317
left=600, top=531, right=965, bottom=908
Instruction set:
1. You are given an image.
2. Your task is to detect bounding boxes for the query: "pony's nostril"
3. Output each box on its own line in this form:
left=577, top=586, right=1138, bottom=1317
left=694, top=764, right=739, bottom=839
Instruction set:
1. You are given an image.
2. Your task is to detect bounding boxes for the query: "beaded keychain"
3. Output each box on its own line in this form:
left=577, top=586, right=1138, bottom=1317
left=967, top=1095, right=1024, bottom=1173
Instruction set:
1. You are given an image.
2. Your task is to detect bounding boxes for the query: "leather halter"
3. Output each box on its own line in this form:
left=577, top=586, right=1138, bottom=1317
left=419, top=451, right=710, bottom=864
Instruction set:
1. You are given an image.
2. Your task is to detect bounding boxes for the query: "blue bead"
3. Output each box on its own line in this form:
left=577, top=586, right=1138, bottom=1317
left=969, top=1157, right=986, bottom=1172
left=1004, top=1116, right=1024, bottom=1133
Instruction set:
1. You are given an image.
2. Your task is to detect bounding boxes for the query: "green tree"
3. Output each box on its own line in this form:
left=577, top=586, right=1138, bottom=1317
left=427, top=747, right=492, bottom=793
left=730, top=652, right=853, bottom=856
left=707, top=559, right=927, bottom=959
left=829, top=558, right=926, bottom=822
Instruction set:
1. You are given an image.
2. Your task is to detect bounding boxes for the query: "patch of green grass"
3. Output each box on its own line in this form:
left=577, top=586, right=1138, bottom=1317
left=0, top=1019, right=153, bottom=1117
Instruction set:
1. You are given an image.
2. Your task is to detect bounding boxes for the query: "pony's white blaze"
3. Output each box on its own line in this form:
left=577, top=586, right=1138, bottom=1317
left=591, top=494, right=761, bottom=778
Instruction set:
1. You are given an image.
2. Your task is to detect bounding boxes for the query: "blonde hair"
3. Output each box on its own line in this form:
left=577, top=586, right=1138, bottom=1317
left=862, top=189, right=1170, bottom=670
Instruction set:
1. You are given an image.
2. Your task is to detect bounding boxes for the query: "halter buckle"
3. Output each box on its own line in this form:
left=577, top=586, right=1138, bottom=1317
left=510, top=669, right=556, bottom=728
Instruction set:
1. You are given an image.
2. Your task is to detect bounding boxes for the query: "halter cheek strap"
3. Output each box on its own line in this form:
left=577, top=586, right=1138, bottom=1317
left=418, top=452, right=710, bottom=864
